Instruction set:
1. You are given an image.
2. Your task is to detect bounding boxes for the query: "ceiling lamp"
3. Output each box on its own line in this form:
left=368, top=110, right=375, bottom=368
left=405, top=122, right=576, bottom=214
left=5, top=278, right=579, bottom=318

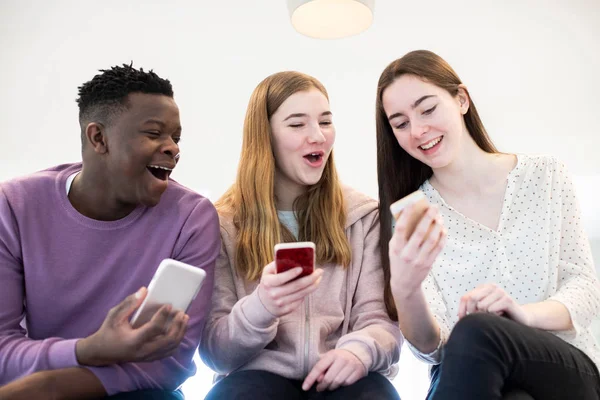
left=287, top=0, right=375, bottom=39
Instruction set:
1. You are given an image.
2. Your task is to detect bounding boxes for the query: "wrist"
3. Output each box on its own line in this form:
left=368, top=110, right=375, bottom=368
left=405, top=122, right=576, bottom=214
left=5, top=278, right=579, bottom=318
left=256, top=284, right=276, bottom=317
left=520, top=304, right=536, bottom=328
left=245, top=288, right=279, bottom=327
left=76, top=336, right=102, bottom=367
left=390, top=279, right=423, bottom=302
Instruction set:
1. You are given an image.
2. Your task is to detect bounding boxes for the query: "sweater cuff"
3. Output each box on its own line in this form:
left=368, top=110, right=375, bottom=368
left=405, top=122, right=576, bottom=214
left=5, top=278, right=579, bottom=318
left=240, top=290, right=279, bottom=330
left=48, top=338, right=81, bottom=369
left=336, top=341, right=373, bottom=372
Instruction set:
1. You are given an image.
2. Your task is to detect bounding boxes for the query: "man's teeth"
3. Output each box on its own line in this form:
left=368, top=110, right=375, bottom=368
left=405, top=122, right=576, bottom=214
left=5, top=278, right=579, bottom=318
left=420, top=137, right=442, bottom=150
left=148, top=165, right=173, bottom=171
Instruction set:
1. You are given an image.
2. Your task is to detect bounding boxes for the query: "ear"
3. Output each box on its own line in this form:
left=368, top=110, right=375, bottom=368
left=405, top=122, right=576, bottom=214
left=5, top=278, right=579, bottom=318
left=456, top=84, right=470, bottom=115
left=84, top=122, right=108, bottom=154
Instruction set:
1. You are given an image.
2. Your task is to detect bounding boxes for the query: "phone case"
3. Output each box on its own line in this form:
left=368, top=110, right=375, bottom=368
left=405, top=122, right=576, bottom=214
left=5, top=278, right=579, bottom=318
left=390, top=190, right=427, bottom=219
left=130, top=258, right=206, bottom=328
left=390, top=190, right=430, bottom=238
left=274, top=241, right=315, bottom=278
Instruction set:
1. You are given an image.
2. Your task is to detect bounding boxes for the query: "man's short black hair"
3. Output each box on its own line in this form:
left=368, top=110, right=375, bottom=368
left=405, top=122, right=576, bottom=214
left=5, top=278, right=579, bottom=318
left=76, top=63, right=174, bottom=143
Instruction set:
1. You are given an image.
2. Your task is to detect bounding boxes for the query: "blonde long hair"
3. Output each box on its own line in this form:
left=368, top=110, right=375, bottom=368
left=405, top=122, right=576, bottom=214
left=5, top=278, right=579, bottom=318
left=216, top=71, right=351, bottom=281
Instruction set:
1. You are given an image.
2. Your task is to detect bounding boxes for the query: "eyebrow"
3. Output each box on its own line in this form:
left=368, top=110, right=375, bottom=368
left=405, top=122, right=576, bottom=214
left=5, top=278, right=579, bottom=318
left=387, top=95, right=437, bottom=121
left=142, top=119, right=166, bottom=127
left=283, top=111, right=333, bottom=122
left=142, top=119, right=182, bottom=133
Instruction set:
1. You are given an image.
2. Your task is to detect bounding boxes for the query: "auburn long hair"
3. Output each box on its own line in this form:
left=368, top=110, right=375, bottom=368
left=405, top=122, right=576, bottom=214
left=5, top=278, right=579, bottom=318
left=376, top=50, right=498, bottom=320
left=216, top=71, right=351, bottom=281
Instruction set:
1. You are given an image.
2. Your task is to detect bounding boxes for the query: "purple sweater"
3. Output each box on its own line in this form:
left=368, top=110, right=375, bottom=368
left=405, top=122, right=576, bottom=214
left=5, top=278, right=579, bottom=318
left=0, top=163, right=221, bottom=395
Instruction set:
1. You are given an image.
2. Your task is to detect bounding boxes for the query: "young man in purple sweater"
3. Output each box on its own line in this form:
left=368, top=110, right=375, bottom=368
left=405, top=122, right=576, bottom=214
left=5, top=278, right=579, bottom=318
left=0, top=65, right=220, bottom=399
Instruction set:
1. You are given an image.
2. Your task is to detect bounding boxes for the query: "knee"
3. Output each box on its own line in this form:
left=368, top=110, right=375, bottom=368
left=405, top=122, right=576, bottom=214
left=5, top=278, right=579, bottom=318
left=444, top=313, right=502, bottom=353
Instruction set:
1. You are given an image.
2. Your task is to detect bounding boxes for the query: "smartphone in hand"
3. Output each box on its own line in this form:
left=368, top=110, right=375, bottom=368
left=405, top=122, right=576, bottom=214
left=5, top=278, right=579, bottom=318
left=390, top=190, right=431, bottom=239
left=274, top=242, right=315, bottom=280
left=130, top=259, right=207, bottom=329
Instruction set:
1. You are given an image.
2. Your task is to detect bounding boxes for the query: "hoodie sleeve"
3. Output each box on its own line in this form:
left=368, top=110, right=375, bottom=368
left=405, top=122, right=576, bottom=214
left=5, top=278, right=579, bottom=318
left=199, top=225, right=280, bottom=375
left=335, top=210, right=403, bottom=374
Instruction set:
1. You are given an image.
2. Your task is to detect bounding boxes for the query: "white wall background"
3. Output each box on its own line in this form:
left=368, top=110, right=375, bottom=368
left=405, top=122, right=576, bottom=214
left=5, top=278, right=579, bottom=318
left=1, top=1, right=599, bottom=399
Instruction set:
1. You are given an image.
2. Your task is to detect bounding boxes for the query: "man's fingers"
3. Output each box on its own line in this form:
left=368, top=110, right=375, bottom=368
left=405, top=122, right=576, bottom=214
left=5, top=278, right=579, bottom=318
left=108, top=287, right=146, bottom=323
left=136, top=304, right=173, bottom=342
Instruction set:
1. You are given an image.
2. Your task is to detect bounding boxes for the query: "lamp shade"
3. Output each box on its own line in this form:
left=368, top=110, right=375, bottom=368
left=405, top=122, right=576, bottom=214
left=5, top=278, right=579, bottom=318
left=287, top=0, right=375, bottom=39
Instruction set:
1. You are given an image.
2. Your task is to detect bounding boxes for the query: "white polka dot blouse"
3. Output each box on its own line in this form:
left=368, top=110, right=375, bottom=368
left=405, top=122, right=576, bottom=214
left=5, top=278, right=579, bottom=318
left=407, top=154, right=600, bottom=368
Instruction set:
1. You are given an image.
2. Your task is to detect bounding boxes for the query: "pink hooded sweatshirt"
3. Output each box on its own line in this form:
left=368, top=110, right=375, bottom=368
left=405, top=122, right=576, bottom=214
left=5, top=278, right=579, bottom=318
left=199, top=186, right=402, bottom=380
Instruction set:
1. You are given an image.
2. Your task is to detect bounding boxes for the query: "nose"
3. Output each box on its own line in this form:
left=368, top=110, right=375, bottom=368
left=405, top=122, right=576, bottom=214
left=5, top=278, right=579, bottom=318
left=410, top=119, right=430, bottom=139
left=307, top=122, right=326, bottom=144
left=161, top=136, right=180, bottom=160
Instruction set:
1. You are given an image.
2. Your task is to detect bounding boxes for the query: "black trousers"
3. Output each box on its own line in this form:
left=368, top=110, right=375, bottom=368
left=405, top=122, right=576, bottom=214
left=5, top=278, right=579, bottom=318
left=204, top=370, right=400, bottom=400
left=427, top=313, right=600, bottom=400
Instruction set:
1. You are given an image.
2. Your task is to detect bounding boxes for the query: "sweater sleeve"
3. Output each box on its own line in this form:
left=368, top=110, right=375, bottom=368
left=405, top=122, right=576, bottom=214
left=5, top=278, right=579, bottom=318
left=198, top=227, right=280, bottom=375
left=0, top=186, right=81, bottom=385
left=335, top=211, right=403, bottom=374
left=85, top=198, right=221, bottom=395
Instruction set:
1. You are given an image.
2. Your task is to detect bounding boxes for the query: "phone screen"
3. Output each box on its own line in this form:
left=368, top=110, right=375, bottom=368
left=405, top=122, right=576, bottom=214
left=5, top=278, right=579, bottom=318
left=275, top=247, right=315, bottom=278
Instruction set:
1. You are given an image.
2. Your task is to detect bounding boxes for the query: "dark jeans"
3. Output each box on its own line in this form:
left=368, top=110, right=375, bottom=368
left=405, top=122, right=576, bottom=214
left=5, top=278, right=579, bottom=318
left=427, top=313, right=600, bottom=400
left=204, top=370, right=400, bottom=400
left=106, top=389, right=184, bottom=400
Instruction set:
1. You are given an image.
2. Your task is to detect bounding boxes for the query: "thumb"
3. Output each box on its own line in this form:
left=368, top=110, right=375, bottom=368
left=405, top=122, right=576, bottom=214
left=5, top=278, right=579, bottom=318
left=110, top=287, right=147, bottom=322
left=263, top=261, right=276, bottom=276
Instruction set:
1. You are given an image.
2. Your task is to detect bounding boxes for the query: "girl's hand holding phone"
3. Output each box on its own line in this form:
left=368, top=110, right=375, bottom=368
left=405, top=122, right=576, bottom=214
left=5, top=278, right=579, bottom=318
left=258, top=261, right=323, bottom=318
left=389, top=191, right=447, bottom=295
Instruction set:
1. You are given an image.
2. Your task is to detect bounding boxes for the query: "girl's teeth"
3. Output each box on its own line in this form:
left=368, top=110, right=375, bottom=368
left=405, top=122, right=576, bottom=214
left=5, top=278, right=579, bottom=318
left=421, top=138, right=441, bottom=150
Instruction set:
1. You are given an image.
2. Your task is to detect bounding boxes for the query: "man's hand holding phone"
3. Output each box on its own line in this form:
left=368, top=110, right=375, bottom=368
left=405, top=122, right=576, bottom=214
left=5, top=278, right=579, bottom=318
left=258, top=242, right=323, bottom=318
left=389, top=191, right=447, bottom=295
left=76, top=287, right=189, bottom=367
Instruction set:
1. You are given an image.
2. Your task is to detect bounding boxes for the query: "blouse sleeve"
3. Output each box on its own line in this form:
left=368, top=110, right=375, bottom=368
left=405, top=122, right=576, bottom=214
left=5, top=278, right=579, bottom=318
left=547, top=159, right=600, bottom=337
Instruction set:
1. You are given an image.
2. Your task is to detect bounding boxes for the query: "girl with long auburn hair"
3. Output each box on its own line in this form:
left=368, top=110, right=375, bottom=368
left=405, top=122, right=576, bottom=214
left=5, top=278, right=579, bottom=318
left=376, top=50, right=600, bottom=399
left=200, top=71, right=402, bottom=399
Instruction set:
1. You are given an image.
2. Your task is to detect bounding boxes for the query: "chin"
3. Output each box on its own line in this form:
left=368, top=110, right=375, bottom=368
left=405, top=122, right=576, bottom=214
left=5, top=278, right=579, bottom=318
left=302, top=174, right=325, bottom=187
left=140, top=190, right=165, bottom=207
left=140, top=197, right=161, bottom=207
left=413, top=151, right=453, bottom=170
left=427, top=159, right=453, bottom=170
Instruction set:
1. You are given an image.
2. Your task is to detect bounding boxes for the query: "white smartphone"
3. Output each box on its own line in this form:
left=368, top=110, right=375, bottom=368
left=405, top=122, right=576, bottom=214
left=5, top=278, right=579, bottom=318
left=274, top=241, right=316, bottom=280
left=130, top=258, right=207, bottom=329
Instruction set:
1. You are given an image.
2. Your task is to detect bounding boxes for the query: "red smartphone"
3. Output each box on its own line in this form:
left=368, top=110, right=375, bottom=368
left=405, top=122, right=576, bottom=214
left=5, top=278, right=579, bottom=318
left=274, top=241, right=315, bottom=279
